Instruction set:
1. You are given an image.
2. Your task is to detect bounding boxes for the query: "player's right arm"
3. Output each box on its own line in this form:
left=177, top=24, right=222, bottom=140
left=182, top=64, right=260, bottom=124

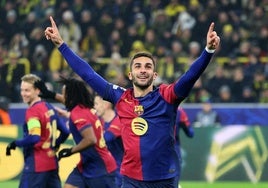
left=45, top=16, right=114, bottom=99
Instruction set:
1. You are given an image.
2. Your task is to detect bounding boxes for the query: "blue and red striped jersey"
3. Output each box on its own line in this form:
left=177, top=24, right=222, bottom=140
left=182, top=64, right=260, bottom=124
left=58, top=43, right=214, bottom=181
left=101, top=115, right=124, bottom=168
left=69, top=105, right=117, bottom=178
left=21, top=101, right=69, bottom=172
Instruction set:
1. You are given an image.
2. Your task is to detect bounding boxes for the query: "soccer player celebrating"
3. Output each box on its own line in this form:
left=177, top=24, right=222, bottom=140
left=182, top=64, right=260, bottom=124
left=35, top=77, right=117, bottom=188
left=44, top=16, right=220, bottom=188
left=6, top=74, right=69, bottom=188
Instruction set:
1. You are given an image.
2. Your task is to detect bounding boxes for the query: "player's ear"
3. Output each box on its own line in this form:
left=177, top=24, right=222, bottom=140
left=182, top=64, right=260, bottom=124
left=128, top=72, right=133, bottom=81
left=153, top=72, right=157, bottom=80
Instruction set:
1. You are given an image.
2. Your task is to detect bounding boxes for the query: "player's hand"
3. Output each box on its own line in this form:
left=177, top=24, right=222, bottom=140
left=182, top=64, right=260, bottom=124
left=45, top=16, right=64, bottom=47
left=6, top=141, right=17, bottom=156
left=34, top=80, right=56, bottom=100
left=206, top=22, right=220, bottom=50
left=58, top=148, right=73, bottom=161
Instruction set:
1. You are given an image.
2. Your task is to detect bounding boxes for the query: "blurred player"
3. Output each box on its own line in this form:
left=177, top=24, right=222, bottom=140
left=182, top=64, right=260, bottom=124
left=94, top=94, right=124, bottom=188
left=35, top=77, right=117, bottom=188
left=6, top=74, right=69, bottom=188
left=174, top=107, right=194, bottom=187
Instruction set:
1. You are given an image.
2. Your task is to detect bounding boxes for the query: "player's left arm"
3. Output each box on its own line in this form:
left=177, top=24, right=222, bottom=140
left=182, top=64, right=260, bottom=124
left=174, top=22, right=220, bottom=98
left=15, top=118, right=41, bottom=147
left=69, top=109, right=97, bottom=154
left=72, top=125, right=97, bottom=154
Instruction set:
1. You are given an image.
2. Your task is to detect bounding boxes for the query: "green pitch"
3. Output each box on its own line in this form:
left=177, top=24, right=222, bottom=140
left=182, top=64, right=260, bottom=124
left=1, top=181, right=268, bottom=188
left=180, top=181, right=268, bottom=188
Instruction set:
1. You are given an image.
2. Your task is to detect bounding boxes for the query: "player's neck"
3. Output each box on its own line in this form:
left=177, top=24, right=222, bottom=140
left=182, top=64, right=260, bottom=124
left=133, top=85, right=153, bottom=97
left=102, top=109, right=116, bottom=122
left=28, top=97, right=41, bottom=107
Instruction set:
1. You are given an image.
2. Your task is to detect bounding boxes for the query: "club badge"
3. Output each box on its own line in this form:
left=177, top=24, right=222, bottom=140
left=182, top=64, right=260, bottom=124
left=134, top=105, right=144, bottom=116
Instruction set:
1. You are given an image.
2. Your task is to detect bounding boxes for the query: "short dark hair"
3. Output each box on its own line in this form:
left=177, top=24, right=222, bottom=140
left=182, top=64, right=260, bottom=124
left=129, top=51, right=156, bottom=71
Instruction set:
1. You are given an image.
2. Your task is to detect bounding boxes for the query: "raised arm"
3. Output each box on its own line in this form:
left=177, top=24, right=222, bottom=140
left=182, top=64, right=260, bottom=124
left=44, top=16, right=111, bottom=98
left=174, top=22, right=220, bottom=98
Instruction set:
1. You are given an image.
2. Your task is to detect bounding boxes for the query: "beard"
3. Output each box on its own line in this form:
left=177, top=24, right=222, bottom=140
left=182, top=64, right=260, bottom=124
left=132, top=75, right=154, bottom=90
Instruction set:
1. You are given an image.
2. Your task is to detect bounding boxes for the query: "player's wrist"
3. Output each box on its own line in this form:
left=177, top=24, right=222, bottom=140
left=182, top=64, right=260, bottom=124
left=205, top=46, right=216, bottom=53
left=56, top=41, right=64, bottom=48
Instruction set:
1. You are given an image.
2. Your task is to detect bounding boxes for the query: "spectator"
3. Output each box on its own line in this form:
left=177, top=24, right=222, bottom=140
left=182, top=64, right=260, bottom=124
left=157, top=51, right=180, bottom=83
left=95, top=11, right=114, bottom=48
left=0, top=51, right=27, bottom=102
left=105, top=52, right=128, bottom=87
left=2, top=9, right=20, bottom=46
left=172, top=11, right=196, bottom=36
left=241, top=86, right=257, bottom=103
left=259, top=88, right=268, bottom=103
left=165, top=0, right=186, bottom=22
left=243, top=52, right=264, bottom=80
left=133, top=12, right=147, bottom=40
left=230, top=67, right=251, bottom=102
left=251, top=70, right=268, bottom=99
left=143, top=28, right=158, bottom=55
left=79, top=9, right=94, bottom=37
left=80, top=25, right=101, bottom=57
left=150, top=9, right=172, bottom=45
left=206, top=65, right=231, bottom=101
left=58, top=10, right=82, bottom=53
left=194, top=100, right=221, bottom=127
left=187, top=41, right=201, bottom=64
left=215, top=85, right=234, bottom=103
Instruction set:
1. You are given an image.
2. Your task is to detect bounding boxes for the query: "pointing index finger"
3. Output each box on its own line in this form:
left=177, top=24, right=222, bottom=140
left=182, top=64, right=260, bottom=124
left=208, top=22, right=215, bottom=34
left=50, top=16, right=57, bottom=28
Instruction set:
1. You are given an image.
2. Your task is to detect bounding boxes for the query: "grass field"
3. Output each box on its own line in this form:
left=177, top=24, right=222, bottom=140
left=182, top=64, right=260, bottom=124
left=1, top=181, right=268, bottom=188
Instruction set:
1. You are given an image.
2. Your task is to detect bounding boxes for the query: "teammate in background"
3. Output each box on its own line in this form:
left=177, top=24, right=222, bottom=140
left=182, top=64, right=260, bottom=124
left=94, top=94, right=124, bottom=188
left=35, top=77, right=117, bottom=188
left=174, top=107, right=194, bottom=187
left=44, top=16, right=220, bottom=187
left=6, top=74, right=69, bottom=188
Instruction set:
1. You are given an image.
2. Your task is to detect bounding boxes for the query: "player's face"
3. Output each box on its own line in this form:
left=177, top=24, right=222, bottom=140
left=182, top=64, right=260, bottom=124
left=20, top=81, right=40, bottom=105
left=129, top=56, right=157, bottom=89
left=94, top=96, right=105, bottom=117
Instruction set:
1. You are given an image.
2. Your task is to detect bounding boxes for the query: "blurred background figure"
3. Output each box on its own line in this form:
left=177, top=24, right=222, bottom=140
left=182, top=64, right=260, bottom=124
left=0, top=96, right=11, bottom=125
left=215, top=85, right=234, bottom=103
left=0, top=51, right=27, bottom=102
left=94, top=94, right=124, bottom=188
left=194, top=100, right=221, bottom=127
left=58, top=10, right=81, bottom=53
left=174, top=107, right=194, bottom=187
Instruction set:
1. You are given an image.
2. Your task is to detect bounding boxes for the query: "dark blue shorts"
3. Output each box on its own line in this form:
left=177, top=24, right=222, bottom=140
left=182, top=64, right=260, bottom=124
left=121, top=175, right=175, bottom=188
left=19, top=170, right=61, bottom=188
left=65, top=167, right=116, bottom=188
